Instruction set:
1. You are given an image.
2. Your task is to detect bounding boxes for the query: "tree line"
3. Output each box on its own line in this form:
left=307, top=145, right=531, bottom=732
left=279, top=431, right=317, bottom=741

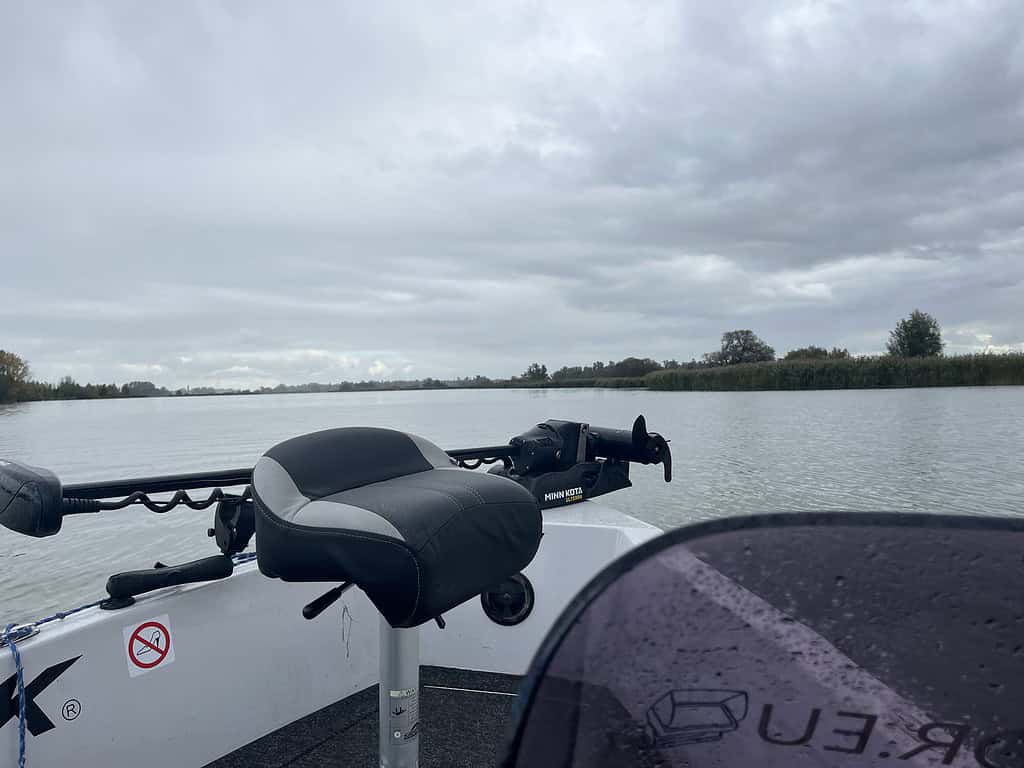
left=0, top=355, right=173, bottom=403
left=645, top=311, right=1024, bottom=390
left=2, top=310, right=1021, bottom=402
left=517, top=310, right=945, bottom=383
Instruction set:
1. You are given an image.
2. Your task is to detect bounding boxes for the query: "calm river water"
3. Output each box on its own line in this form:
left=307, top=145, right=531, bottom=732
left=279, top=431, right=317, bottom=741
left=2, top=387, right=1021, bottom=623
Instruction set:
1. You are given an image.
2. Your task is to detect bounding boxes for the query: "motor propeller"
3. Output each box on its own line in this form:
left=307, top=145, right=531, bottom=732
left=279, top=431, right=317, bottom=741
left=592, top=414, right=672, bottom=482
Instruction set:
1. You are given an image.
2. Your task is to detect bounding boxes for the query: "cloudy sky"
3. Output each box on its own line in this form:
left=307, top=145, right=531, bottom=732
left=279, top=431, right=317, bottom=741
left=3, top=1, right=1023, bottom=388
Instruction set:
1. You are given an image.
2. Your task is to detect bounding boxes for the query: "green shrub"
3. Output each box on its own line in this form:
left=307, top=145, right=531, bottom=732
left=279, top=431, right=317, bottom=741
left=645, top=354, right=1024, bottom=391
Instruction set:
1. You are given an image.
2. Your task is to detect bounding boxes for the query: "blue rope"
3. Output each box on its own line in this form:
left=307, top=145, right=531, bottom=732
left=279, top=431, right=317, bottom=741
left=32, top=600, right=104, bottom=627
left=2, top=604, right=100, bottom=768
left=3, top=624, right=27, bottom=768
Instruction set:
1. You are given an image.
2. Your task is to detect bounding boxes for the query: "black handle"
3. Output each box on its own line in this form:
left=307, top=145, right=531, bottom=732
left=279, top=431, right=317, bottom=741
left=302, top=583, right=352, bottom=620
left=105, top=555, right=234, bottom=601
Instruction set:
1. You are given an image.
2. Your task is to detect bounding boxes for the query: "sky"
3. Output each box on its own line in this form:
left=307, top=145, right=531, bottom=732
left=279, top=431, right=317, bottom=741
left=2, top=1, right=1023, bottom=389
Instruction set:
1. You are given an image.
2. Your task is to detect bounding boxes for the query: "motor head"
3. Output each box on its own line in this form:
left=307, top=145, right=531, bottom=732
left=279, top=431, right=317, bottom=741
left=509, top=415, right=672, bottom=482
left=0, top=459, right=64, bottom=537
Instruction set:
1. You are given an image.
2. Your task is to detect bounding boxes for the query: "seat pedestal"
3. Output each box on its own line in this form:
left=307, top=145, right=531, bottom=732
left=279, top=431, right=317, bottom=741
left=379, top=617, right=420, bottom=767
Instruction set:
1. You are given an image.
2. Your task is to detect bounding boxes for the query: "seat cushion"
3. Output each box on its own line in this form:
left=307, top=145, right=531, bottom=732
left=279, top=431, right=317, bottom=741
left=252, top=427, right=542, bottom=628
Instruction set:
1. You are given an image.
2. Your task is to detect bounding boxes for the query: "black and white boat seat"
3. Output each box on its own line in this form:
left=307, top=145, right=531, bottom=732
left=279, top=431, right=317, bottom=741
left=252, top=427, right=543, bottom=628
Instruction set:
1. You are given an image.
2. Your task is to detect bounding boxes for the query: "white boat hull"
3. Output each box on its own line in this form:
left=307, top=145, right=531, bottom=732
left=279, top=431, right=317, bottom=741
left=2, top=503, right=659, bottom=768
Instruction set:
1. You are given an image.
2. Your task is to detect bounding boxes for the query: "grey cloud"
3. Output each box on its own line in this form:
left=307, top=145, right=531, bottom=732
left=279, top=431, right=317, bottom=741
left=2, top=0, right=1023, bottom=388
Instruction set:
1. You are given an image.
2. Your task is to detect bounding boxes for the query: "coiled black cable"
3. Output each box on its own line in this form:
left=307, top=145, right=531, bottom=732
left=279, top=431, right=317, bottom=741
left=456, top=456, right=512, bottom=471
left=63, top=485, right=252, bottom=515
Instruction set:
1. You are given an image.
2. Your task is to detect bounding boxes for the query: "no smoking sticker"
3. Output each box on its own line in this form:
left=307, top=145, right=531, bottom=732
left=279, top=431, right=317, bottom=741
left=123, top=614, right=175, bottom=677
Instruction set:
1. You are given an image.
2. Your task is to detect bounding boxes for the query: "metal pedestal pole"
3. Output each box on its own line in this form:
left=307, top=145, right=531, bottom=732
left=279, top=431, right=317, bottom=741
left=379, top=616, right=420, bottom=767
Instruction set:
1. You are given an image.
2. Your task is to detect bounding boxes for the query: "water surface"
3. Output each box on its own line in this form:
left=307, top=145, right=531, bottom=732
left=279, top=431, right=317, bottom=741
left=2, top=387, right=1021, bottom=623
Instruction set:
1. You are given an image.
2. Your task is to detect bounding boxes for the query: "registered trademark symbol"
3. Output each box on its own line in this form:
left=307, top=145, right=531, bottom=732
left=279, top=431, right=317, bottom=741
left=61, top=699, right=81, bottom=721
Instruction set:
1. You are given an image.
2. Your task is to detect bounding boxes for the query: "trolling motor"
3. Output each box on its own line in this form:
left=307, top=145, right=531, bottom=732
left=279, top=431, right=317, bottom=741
left=493, top=415, right=671, bottom=509
left=0, top=415, right=670, bottom=608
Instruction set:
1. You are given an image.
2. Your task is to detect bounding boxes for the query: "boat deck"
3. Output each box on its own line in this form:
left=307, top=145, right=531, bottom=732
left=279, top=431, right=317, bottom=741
left=207, top=666, right=521, bottom=768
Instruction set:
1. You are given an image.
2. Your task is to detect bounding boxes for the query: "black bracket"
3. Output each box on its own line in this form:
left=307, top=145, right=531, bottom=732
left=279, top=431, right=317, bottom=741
left=208, top=496, right=256, bottom=556
left=490, top=458, right=632, bottom=509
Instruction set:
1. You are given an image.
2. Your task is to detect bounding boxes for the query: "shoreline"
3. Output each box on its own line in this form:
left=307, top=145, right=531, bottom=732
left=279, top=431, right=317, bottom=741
left=4, top=379, right=1023, bottom=405
left=4, top=354, right=1023, bottom=403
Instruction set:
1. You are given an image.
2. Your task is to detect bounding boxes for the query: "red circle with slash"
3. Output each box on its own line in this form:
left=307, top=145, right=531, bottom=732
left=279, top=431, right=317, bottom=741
left=128, top=621, right=171, bottom=669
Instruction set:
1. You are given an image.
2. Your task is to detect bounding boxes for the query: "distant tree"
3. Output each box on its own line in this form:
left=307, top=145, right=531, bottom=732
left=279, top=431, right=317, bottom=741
left=122, top=380, right=161, bottom=397
left=606, top=357, right=662, bottom=378
left=662, top=359, right=681, bottom=370
left=887, top=310, right=943, bottom=358
left=551, top=366, right=584, bottom=381
left=704, top=330, right=776, bottom=366
left=57, top=376, right=81, bottom=399
left=783, top=346, right=851, bottom=361
left=785, top=345, right=830, bottom=361
left=523, top=363, right=549, bottom=382
left=0, top=350, right=32, bottom=402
